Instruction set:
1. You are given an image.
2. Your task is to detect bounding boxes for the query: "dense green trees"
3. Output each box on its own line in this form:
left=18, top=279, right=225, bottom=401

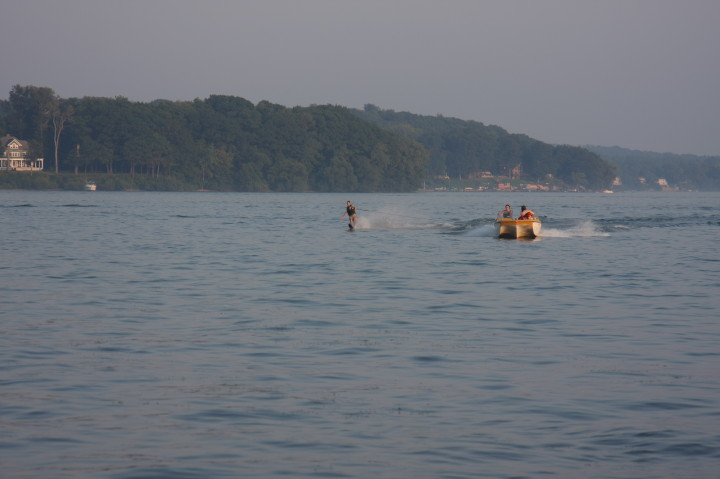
left=3, top=85, right=663, bottom=192
left=587, top=146, right=720, bottom=191
left=354, top=105, right=617, bottom=190
left=1, top=86, right=429, bottom=191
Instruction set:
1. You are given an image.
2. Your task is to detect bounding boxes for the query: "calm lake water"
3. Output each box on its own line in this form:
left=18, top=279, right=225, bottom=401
left=1, top=190, right=719, bottom=479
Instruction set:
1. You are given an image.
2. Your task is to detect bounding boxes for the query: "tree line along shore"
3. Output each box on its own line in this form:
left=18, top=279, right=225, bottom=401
left=2, top=85, right=718, bottom=192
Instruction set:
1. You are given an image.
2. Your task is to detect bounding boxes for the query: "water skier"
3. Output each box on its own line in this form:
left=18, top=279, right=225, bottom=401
left=342, top=200, right=357, bottom=229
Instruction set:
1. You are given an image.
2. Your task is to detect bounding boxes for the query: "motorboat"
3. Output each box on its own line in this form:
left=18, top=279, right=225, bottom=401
left=84, top=181, right=97, bottom=191
left=495, top=217, right=541, bottom=239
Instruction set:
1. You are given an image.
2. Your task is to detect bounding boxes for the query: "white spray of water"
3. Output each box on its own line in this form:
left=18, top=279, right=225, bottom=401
left=540, top=220, right=610, bottom=238
left=353, top=207, right=451, bottom=230
left=464, top=220, right=609, bottom=238
left=465, top=224, right=497, bottom=237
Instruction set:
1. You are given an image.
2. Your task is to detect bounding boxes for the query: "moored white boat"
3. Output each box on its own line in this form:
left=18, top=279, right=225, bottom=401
left=84, top=181, right=97, bottom=191
left=495, top=217, right=541, bottom=239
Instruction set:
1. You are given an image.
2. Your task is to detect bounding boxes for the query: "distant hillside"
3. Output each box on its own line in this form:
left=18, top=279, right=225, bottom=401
left=7, top=85, right=713, bottom=192
left=352, top=105, right=616, bottom=191
left=586, top=145, right=720, bottom=191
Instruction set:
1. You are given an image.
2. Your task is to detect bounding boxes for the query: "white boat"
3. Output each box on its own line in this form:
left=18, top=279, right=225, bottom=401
left=84, top=181, right=97, bottom=191
left=495, top=217, right=541, bottom=239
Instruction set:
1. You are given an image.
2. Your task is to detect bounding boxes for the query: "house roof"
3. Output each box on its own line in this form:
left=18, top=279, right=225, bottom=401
left=1, top=134, right=29, bottom=150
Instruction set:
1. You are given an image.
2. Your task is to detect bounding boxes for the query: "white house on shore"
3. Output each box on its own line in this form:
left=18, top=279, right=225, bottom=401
left=1, top=134, right=44, bottom=171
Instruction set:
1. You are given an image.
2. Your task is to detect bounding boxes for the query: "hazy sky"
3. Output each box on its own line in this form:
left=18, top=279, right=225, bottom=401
left=2, top=0, right=719, bottom=155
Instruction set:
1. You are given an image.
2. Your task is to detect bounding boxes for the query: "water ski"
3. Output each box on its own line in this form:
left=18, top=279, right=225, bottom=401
left=348, top=223, right=355, bottom=231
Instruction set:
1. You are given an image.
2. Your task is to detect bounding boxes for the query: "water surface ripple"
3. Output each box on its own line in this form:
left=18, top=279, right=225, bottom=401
left=1, top=191, right=719, bottom=478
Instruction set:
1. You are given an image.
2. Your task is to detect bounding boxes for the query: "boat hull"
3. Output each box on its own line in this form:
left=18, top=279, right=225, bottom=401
left=495, top=218, right=541, bottom=239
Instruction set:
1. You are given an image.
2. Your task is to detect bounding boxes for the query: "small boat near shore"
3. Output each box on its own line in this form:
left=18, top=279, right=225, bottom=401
left=84, top=181, right=97, bottom=191
left=495, top=217, right=542, bottom=239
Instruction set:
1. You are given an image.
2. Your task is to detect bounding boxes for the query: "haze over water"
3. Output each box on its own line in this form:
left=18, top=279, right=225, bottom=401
left=1, top=190, right=719, bottom=478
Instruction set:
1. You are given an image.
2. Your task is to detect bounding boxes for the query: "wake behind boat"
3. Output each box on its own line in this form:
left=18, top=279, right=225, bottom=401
left=495, top=217, right=542, bottom=239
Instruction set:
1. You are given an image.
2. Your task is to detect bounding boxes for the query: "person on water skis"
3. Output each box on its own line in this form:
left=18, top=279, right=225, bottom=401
left=342, top=200, right=357, bottom=229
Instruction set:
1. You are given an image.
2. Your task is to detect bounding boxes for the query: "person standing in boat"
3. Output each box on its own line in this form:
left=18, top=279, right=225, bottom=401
left=518, top=205, right=535, bottom=220
left=498, top=204, right=513, bottom=218
left=342, top=200, right=357, bottom=229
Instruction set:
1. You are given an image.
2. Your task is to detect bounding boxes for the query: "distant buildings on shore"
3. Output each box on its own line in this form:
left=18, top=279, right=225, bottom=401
left=1, top=135, right=44, bottom=171
left=0, top=135, right=688, bottom=192
left=425, top=172, right=685, bottom=192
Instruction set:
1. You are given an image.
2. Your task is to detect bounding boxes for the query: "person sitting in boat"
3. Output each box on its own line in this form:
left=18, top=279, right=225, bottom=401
left=498, top=204, right=513, bottom=218
left=517, top=205, right=535, bottom=220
